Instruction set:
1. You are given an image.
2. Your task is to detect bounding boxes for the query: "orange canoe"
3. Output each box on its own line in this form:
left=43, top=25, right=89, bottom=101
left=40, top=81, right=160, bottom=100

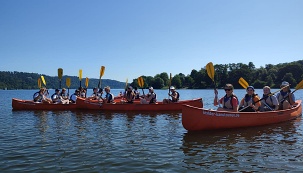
left=182, top=100, right=302, bottom=131
left=76, top=97, right=203, bottom=111
left=12, top=98, right=77, bottom=110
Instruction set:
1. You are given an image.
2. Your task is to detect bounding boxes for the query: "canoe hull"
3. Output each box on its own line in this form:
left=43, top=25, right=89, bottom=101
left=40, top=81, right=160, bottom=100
left=12, top=98, right=77, bottom=110
left=77, top=97, right=203, bottom=111
left=182, top=100, right=302, bottom=131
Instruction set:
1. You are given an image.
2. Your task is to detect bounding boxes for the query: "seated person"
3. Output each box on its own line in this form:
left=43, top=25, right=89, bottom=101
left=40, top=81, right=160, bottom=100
left=238, top=86, right=261, bottom=112
left=214, top=84, right=238, bottom=112
left=33, top=88, right=52, bottom=104
left=124, top=86, right=135, bottom=103
left=276, top=81, right=295, bottom=109
left=70, top=89, right=80, bottom=103
left=51, top=89, right=62, bottom=104
left=87, top=87, right=100, bottom=100
left=60, top=88, right=70, bottom=104
left=140, top=87, right=157, bottom=104
left=259, top=86, right=279, bottom=111
left=163, top=86, right=179, bottom=104
left=134, top=87, right=140, bottom=99
left=103, top=86, right=115, bottom=104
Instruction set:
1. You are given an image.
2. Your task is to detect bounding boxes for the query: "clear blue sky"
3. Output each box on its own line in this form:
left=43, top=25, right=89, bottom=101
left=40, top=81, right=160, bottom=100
left=0, top=0, right=302, bottom=82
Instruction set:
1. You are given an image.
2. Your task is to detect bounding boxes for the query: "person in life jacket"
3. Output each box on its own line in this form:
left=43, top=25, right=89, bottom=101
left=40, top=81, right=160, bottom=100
left=51, top=89, right=62, bottom=104
left=140, top=86, right=157, bottom=104
left=133, top=87, right=140, bottom=99
left=238, top=86, right=261, bottom=112
left=124, top=86, right=135, bottom=103
left=87, top=87, right=100, bottom=100
left=70, top=89, right=80, bottom=103
left=163, top=86, right=179, bottom=104
left=60, top=88, right=70, bottom=104
left=102, top=86, right=115, bottom=104
left=259, top=86, right=279, bottom=111
left=276, top=81, right=295, bottom=110
left=33, top=88, right=52, bottom=104
left=214, top=84, right=238, bottom=112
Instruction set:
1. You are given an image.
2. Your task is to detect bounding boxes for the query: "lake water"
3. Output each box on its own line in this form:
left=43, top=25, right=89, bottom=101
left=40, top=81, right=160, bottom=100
left=1, top=88, right=303, bottom=172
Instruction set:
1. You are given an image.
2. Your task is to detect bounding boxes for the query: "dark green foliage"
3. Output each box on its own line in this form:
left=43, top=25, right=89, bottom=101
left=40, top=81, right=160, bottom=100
left=0, top=71, right=125, bottom=90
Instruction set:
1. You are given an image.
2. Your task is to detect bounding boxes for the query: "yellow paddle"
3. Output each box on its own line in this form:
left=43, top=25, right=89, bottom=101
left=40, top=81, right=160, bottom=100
left=85, top=77, right=89, bottom=88
left=41, top=75, right=46, bottom=87
left=206, top=62, right=215, bottom=87
left=66, top=77, right=71, bottom=96
left=238, top=77, right=249, bottom=89
left=137, top=76, right=145, bottom=95
left=38, top=78, right=41, bottom=89
left=58, top=68, right=63, bottom=89
left=168, top=73, right=172, bottom=95
left=98, top=66, right=105, bottom=89
left=79, top=69, right=82, bottom=87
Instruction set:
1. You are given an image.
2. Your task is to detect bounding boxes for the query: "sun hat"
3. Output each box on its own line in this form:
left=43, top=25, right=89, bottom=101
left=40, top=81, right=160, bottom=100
left=149, top=87, right=153, bottom=90
left=170, top=86, right=175, bottom=90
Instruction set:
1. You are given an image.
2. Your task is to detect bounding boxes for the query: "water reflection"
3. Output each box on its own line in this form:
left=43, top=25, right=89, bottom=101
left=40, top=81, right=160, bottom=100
left=181, top=120, right=301, bottom=171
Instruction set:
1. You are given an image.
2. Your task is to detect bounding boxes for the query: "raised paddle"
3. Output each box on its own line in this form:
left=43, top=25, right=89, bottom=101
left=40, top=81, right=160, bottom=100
left=41, top=75, right=46, bottom=87
left=137, top=76, right=145, bottom=95
left=98, top=66, right=105, bottom=89
left=58, top=68, right=63, bottom=89
left=66, top=77, right=71, bottom=96
left=125, top=78, right=128, bottom=89
left=238, top=77, right=249, bottom=89
left=168, top=73, right=172, bottom=95
left=206, top=62, right=215, bottom=87
left=37, top=78, right=41, bottom=89
left=206, top=62, right=220, bottom=107
left=85, top=77, right=89, bottom=97
left=79, top=69, right=82, bottom=87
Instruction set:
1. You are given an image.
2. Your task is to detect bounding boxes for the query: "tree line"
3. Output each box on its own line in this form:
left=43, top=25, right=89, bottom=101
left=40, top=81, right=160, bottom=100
left=0, top=71, right=125, bottom=90
left=1, top=60, right=302, bottom=90
left=130, top=60, right=303, bottom=89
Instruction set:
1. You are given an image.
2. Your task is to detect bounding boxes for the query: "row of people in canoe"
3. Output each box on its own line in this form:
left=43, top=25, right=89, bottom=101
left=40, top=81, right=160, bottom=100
left=33, top=85, right=180, bottom=104
left=214, top=81, right=295, bottom=112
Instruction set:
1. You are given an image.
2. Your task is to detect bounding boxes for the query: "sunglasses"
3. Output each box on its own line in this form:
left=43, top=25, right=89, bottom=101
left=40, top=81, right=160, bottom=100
left=224, top=89, right=231, bottom=91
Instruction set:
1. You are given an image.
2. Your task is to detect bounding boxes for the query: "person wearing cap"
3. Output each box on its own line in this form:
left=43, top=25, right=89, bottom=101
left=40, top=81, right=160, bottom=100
left=214, top=84, right=239, bottom=112
left=140, top=86, right=157, bottom=104
left=60, top=88, right=70, bottom=104
left=276, top=81, right=295, bottom=109
left=70, top=89, right=80, bottom=103
left=238, top=86, right=261, bottom=112
left=124, top=86, right=135, bottom=103
left=51, top=89, right=62, bottom=104
left=259, top=86, right=279, bottom=111
left=163, top=86, right=179, bottom=104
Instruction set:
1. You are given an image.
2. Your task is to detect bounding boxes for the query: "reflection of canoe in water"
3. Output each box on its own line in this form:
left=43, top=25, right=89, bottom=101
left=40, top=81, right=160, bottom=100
left=76, top=97, right=203, bottom=111
left=182, top=100, right=302, bottom=131
left=12, top=98, right=77, bottom=110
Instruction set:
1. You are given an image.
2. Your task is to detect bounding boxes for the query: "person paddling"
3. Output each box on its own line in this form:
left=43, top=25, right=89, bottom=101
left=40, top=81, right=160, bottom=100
left=276, top=81, right=295, bottom=109
left=259, top=86, right=279, bottom=111
left=238, top=86, right=260, bottom=112
left=214, top=84, right=238, bottom=112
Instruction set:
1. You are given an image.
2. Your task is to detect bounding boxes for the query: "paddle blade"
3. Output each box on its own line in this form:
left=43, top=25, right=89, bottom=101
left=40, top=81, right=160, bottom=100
left=295, top=80, right=303, bottom=90
left=100, top=66, right=105, bottom=78
left=41, top=75, right=46, bottom=86
left=206, top=62, right=215, bottom=81
left=66, top=78, right=71, bottom=88
left=37, top=78, right=41, bottom=88
left=58, top=68, right=63, bottom=80
left=138, top=76, right=144, bottom=88
left=85, top=77, right=89, bottom=88
left=79, top=69, right=82, bottom=81
left=238, top=77, right=249, bottom=89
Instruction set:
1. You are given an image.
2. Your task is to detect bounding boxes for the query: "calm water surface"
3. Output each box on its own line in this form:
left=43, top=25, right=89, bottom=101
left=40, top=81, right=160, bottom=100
left=1, top=89, right=303, bottom=172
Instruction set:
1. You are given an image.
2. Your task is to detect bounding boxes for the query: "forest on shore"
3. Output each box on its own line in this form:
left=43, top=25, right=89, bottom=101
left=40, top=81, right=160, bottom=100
left=1, top=60, right=302, bottom=90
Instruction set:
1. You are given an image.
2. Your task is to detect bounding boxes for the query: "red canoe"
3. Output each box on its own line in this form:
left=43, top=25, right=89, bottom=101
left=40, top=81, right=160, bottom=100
left=76, top=97, right=203, bottom=111
left=12, top=98, right=77, bottom=110
left=182, top=100, right=302, bottom=131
